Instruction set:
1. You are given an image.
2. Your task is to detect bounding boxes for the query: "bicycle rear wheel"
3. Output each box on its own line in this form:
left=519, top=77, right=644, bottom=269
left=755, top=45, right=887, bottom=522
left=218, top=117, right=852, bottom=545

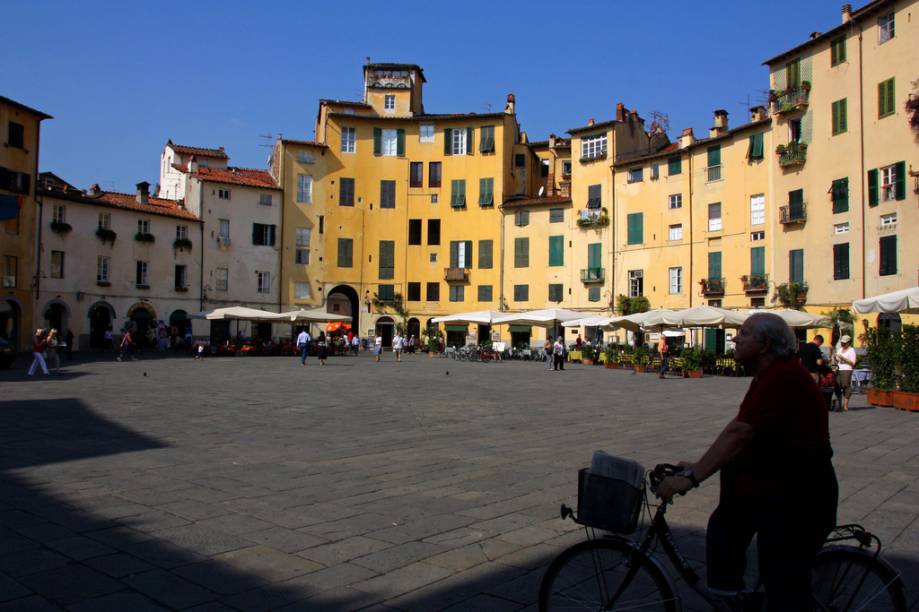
left=538, top=538, right=679, bottom=611
left=812, top=546, right=907, bottom=611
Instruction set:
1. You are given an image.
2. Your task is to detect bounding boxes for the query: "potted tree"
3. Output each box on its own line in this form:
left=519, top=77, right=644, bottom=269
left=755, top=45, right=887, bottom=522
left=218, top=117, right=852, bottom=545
left=892, top=325, right=919, bottom=411
left=682, top=346, right=704, bottom=378
left=632, top=345, right=651, bottom=373
left=603, top=345, right=618, bottom=369
left=862, top=321, right=896, bottom=407
left=581, top=344, right=596, bottom=366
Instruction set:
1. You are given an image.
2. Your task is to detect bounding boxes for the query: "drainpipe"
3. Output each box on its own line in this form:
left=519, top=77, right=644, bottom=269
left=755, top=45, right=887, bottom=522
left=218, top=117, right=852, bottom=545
left=198, top=180, right=205, bottom=311
left=33, top=120, right=43, bottom=318
left=857, top=22, right=866, bottom=300
left=687, top=150, right=694, bottom=308
left=608, top=162, right=616, bottom=314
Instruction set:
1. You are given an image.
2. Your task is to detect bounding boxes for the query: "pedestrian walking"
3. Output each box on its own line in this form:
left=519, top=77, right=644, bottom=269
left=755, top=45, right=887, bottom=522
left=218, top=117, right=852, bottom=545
left=392, top=331, right=404, bottom=362
left=833, top=335, right=857, bottom=412
left=117, top=330, right=135, bottom=361
left=544, top=336, right=554, bottom=370
left=27, top=329, right=50, bottom=376
left=553, top=336, right=565, bottom=371
left=103, top=327, right=113, bottom=351
left=194, top=342, right=205, bottom=360
left=351, top=334, right=360, bottom=356
left=799, top=334, right=825, bottom=384
left=373, top=333, right=383, bottom=362
left=296, top=328, right=311, bottom=366
left=45, top=329, right=62, bottom=373
left=317, top=332, right=328, bottom=365
left=658, top=334, right=670, bottom=379
left=64, top=328, right=74, bottom=360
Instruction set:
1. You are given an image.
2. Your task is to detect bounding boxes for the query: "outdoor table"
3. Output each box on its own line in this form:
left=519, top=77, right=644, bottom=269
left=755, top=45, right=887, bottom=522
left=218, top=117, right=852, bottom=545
left=568, top=350, right=582, bottom=362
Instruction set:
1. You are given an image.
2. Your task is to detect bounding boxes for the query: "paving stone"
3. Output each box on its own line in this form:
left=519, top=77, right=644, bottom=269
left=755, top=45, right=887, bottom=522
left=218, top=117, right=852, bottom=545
left=44, top=536, right=113, bottom=561
left=351, top=541, right=447, bottom=573
left=148, top=526, right=251, bottom=557
left=296, top=536, right=392, bottom=567
left=0, top=595, right=60, bottom=611
left=0, top=548, right=70, bottom=578
left=83, top=553, right=155, bottom=579
left=242, top=527, right=327, bottom=554
left=350, top=561, right=453, bottom=599
left=65, top=591, right=169, bottom=612
left=18, top=564, right=123, bottom=606
left=123, top=569, right=217, bottom=609
left=0, top=573, right=31, bottom=602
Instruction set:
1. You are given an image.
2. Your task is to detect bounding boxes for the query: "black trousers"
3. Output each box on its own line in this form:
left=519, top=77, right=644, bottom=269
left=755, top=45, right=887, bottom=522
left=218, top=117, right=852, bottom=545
left=706, top=471, right=838, bottom=611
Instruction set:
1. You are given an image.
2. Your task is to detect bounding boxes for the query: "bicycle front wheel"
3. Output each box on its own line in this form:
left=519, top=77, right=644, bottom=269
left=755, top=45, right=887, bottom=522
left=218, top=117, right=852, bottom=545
left=812, top=546, right=907, bottom=611
left=538, top=538, right=679, bottom=611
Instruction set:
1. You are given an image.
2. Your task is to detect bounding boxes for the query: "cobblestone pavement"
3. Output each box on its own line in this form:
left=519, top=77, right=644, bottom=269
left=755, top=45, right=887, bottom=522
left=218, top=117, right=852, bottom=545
left=1, top=352, right=918, bottom=610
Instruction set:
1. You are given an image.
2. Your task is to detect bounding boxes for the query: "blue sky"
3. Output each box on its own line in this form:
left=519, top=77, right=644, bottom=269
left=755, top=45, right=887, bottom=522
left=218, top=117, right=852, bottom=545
left=8, top=1, right=848, bottom=193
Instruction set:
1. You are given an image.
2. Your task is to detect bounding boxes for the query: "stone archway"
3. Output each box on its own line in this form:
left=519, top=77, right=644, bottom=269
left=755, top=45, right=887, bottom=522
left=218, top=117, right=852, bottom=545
left=0, top=299, right=22, bottom=349
left=126, top=303, right=156, bottom=347
left=88, top=301, right=116, bottom=349
left=42, top=300, right=70, bottom=335
left=376, top=316, right=394, bottom=348
left=327, top=284, right=359, bottom=337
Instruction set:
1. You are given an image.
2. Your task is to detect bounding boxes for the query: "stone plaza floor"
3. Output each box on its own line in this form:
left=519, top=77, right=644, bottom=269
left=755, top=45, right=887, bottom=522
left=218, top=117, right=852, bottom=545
left=1, top=352, right=918, bottom=610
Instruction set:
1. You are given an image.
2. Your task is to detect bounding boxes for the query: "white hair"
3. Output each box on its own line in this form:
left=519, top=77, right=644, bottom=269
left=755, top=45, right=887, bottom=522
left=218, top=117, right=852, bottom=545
left=746, top=312, right=798, bottom=358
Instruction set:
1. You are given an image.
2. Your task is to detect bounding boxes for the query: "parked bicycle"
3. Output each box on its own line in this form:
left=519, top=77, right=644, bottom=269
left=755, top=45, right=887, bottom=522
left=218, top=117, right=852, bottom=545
left=538, top=461, right=908, bottom=611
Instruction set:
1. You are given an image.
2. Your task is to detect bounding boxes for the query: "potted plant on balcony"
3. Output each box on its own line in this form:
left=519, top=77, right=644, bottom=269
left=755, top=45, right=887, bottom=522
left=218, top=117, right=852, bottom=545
left=775, top=144, right=787, bottom=156
left=862, top=321, right=896, bottom=407
left=50, top=220, right=72, bottom=235
left=95, top=227, right=117, bottom=244
left=775, top=282, right=808, bottom=309
left=682, top=346, right=704, bottom=378
left=580, top=344, right=596, bottom=366
left=134, top=231, right=155, bottom=243
left=173, top=237, right=193, bottom=251
left=632, top=345, right=650, bottom=373
left=892, top=325, right=919, bottom=411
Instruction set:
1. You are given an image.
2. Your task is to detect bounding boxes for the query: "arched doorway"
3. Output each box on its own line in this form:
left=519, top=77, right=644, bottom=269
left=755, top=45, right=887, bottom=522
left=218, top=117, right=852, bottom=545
left=477, top=324, right=491, bottom=344
left=126, top=303, right=156, bottom=347
left=407, top=317, right=420, bottom=345
left=169, top=310, right=189, bottom=349
left=88, top=301, right=115, bottom=349
left=376, top=316, right=394, bottom=348
left=43, top=301, right=69, bottom=334
left=0, top=299, right=21, bottom=349
left=327, top=284, right=359, bottom=337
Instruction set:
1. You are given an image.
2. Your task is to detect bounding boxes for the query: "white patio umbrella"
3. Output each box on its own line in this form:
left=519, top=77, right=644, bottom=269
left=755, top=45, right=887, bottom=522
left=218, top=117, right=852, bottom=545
left=430, top=310, right=503, bottom=324
left=278, top=308, right=352, bottom=323
left=745, top=309, right=830, bottom=329
left=603, top=309, right=677, bottom=332
left=492, top=308, right=593, bottom=327
left=671, top=305, right=748, bottom=328
left=204, top=306, right=286, bottom=321
left=561, top=315, right=616, bottom=328
left=853, top=286, right=919, bottom=314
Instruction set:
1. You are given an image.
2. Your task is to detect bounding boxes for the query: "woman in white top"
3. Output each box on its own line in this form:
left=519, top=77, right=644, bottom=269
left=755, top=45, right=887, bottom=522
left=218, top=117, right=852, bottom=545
left=833, top=334, right=857, bottom=412
left=374, top=334, right=383, bottom=362
left=392, top=333, right=404, bottom=362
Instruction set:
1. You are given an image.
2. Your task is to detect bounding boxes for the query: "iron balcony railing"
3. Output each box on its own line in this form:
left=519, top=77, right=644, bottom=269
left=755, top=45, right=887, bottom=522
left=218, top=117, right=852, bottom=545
left=580, top=268, right=605, bottom=283
left=741, top=274, right=769, bottom=293
left=778, top=142, right=807, bottom=167
left=700, top=277, right=725, bottom=296
left=780, top=203, right=807, bottom=224
left=444, top=268, right=469, bottom=282
left=774, top=86, right=810, bottom=115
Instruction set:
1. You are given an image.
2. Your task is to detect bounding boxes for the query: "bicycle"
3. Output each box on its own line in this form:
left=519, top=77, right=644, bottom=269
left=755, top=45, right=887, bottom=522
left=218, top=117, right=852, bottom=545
left=538, top=462, right=908, bottom=611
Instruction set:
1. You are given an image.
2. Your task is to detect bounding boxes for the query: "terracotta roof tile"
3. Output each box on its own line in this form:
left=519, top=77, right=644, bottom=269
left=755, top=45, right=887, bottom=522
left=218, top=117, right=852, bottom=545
left=92, top=191, right=199, bottom=221
left=191, top=166, right=280, bottom=190
left=501, top=195, right=572, bottom=209
left=279, top=138, right=328, bottom=148
left=167, top=141, right=229, bottom=159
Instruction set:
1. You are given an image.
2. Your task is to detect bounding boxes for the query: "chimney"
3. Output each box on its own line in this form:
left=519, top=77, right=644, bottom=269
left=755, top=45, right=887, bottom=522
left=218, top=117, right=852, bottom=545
left=680, top=127, right=695, bottom=148
left=750, top=106, right=767, bottom=122
left=136, top=181, right=150, bottom=204
left=587, top=118, right=596, bottom=126
left=504, top=93, right=516, bottom=115
left=616, top=102, right=626, bottom=122
left=710, top=109, right=729, bottom=137
left=188, top=155, right=198, bottom=173
left=842, top=3, right=852, bottom=23
left=88, top=183, right=101, bottom=196
left=548, top=133, right=556, bottom=148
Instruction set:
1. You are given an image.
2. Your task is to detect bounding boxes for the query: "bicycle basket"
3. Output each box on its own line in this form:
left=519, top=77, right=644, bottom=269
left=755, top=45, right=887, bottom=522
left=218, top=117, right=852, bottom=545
left=576, top=467, right=645, bottom=534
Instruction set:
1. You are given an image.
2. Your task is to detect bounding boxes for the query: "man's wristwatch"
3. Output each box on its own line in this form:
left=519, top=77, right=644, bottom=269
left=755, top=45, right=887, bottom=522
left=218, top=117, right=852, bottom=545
left=682, top=467, right=700, bottom=488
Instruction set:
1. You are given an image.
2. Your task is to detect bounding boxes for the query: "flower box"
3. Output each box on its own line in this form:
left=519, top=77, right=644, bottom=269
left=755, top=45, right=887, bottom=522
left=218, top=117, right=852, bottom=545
left=891, top=390, right=919, bottom=412
left=96, top=228, right=117, bottom=244
left=135, top=232, right=156, bottom=243
left=50, top=221, right=72, bottom=235
left=867, top=386, right=894, bottom=407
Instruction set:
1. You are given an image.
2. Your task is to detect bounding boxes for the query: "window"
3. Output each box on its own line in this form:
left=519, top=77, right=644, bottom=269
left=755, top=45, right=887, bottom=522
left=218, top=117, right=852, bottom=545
left=627, top=213, right=643, bottom=244
left=789, top=249, right=804, bottom=284
left=831, top=178, right=849, bottom=213
left=650, top=163, right=659, bottom=180
left=295, top=282, right=311, bottom=299
left=562, top=160, right=572, bottom=176
left=628, top=167, right=643, bottom=183
left=751, top=231, right=765, bottom=241
left=376, top=286, right=395, bottom=304
left=450, top=179, right=466, bottom=208
left=296, top=175, right=312, bottom=203
left=378, top=240, right=395, bottom=279
left=408, top=219, right=422, bottom=245
left=832, top=99, right=848, bottom=135
left=215, top=268, right=228, bottom=291
left=588, top=287, right=601, bottom=302
left=419, top=124, right=434, bottom=143
left=787, top=58, right=801, bottom=88
left=428, top=162, right=442, bottom=188
left=406, top=282, right=421, bottom=301
left=295, top=228, right=311, bottom=264
left=2, top=169, right=30, bottom=194
left=548, top=284, right=563, bottom=302
left=833, top=243, right=850, bottom=280
left=341, top=127, right=356, bottom=153
left=880, top=164, right=898, bottom=202
left=7, top=122, right=24, bottom=149
left=297, top=151, right=315, bottom=164
left=869, top=161, right=906, bottom=205
left=135, top=260, right=148, bottom=287
left=549, top=235, right=564, bottom=267
left=878, top=12, right=895, bottom=43
left=668, top=194, right=682, bottom=209
left=879, top=235, right=897, bottom=276
left=218, top=189, right=231, bottom=200
left=259, top=193, right=273, bottom=206
left=515, top=153, right=526, bottom=167
left=834, top=222, right=850, bottom=234
left=449, top=240, right=472, bottom=269
left=380, top=180, right=396, bottom=209
left=410, top=162, right=423, bottom=187
left=339, top=177, right=355, bottom=206
left=3, top=255, right=17, bottom=288
left=384, top=94, right=395, bottom=111
left=318, top=216, right=323, bottom=234
left=587, top=242, right=601, bottom=274
left=880, top=212, right=897, bottom=227
left=478, top=239, right=493, bottom=269
left=175, top=265, right=187, bottom=289
left=831, top=36, right=846, bottom=65
left=750, top=195, right=765, bottom=225
left=628, top=270, right=643, bottom=297
left=788, top=189, right=805, bottom=219
left=707, top=145, right=721, bottom=181
left=257, top=271, right=271, bottom=293
left=427, top=219, right=440, bottom=245
left=176, top=225, right=188, bottom=240
left=878, top=78, right=895, bottom=118
left=514, top=209, right=529, bottom=227
left=513, top=284, right=529, bottom=301
left=580, top=134, right=607, bottom=160
left=478, top=178, right=494, bottom=207
left=751, top=246, right=765, bottom=278
left=52, top=204, right=65, bottom=224
left=667, top=155, right=681, bottom=176
left=376, top=128, right=402, bottom=156
left=447, top=128, right=468, bottom=155
left=669, top=267, right=682, bottom=294
left=51, top=251, right=65, bottom=278
left=540, top=160, right=550, bottom=177
left=514, top=237, right=529, bottom=268
left=668, top=224, right=683, bottom=241
left=478, top=285, right=493, bottom=302
left=98, top=212, right=111, bottom=230
left=337, top=238, right=353, bottom=268
left=479, top=126, right=495, bottom=153
left=137, top=219, right=150, bottom=235
left=748, top=133, right=764, bottom=161
left=218, top=219, right=230, bottom=240
left=587, top=184, right=601, bottom=209
left=549, top=208, right=564, bottom=223
left=426, top=282, right=440, bottom=301
left=252, top=223, right=276, bottom=246
left=708, top=251, right=722, bottom=281
left=708, top=203, right=722, bottom=232
left=449, top=285, right=464, bottom=302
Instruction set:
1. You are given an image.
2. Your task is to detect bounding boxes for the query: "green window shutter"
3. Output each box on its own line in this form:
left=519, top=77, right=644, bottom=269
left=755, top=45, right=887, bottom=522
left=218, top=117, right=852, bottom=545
left=627, top=213, right=643, bottom=245
left=750, top=247, right=765, bottom=276
left=588, top=243, right=601, bottom=268
left=867, top=168, right=879, bottom=206
left=839, top=98, right=847, bottom=133
left=464, top=241, right=473, bottom=268
left=833, top=243, right=850, bottom=280
left=894, top=161, right=906, bottom=200
left=379, top=241, right=395, bottom=279
left=832, top=99, right=847, bottom=134
left=668, top=156, right=681, bottom=175
left=478, top=240, right=493, bottom=269
left=396, top=129, right=405, bottom=156
left=466, top=128, right=474, bottom=155
left=338, top=238, right=352, bottom=268
left=832, top=178, right=849, bottom=213
left=548, top=235, right=564, bottom=266
left=787, top=59, right=800, bottom=87
left=707, top=146, right=720, bottom=167
left=880, top=235, right=897, bottom=276
left=373, top=128, right=382, bottom=156
left=479, top=178, right=494, bottom=206
left=451, top=179, right=466, bottom=208
left=790, top=249, right=804, bottom=284
left=514, top=237, right=529, bottom=267
left=444, top=128, right=452, bottom=155
left=588, top=287, right=601, bottom=302
left=450, top=241, right=459, bottom=268
left=879, top=79, right=895, bottom=117
left=748, top=133, right=764, bottom=160
left=708, top=252, right=722, bottom=280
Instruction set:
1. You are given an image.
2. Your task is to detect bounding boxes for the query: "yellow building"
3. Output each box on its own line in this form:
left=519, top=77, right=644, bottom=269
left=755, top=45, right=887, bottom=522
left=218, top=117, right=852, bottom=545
left=0, top=96, right=51, bottom=350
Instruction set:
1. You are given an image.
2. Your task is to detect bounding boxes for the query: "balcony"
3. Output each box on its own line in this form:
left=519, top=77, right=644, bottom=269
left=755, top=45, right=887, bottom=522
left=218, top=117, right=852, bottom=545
left=444, top=268, right=469, bottom=282
left=576, top=207, right=609, bottom=228
left=772, top=85, right=810, bottom=115
left=700, top=277, right=725, bottom=296
left=776, top=142, right=807, bottom=168
left=779, top=203, right=807, bottom=225
left=580, top=268, right=605, bottom=283
left=741, top=274, right=769, bottom=293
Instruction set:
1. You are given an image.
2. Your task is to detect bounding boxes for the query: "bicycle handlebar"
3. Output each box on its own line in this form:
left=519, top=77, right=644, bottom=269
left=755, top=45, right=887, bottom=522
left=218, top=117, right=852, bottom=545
left=649, top=463, right=686, bottom=495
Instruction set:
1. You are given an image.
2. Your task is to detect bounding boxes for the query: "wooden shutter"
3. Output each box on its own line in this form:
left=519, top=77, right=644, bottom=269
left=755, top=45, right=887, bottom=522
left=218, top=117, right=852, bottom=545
left=396, top=129, right=405, bottom=156
left=478, top=240, right=492, bottom=269
left=833, top=243, right=849, bottom=280
left=268, top=225, right=276, bottom=246
left=894, top=161, right=906, bottom=200
left=790, top=249, right=804, bottom=284
left=379, top=241, right=394, bottom=279
left=373, top=128, right=382, bottom=156
left=668, top=156, right=681, bottom=175
left=627, top=213, right=643, bottom=244
left=879, top=236, right=897, bottom=275
left=466, top=128, right=474, bottom=155
left=450, top=241, right=460, bottom=268
left=515, top=237, right=529, bottom=267
left=800, top=111, right=813, bottom=143
left=750, top=247, right=765, bottom=276
left=444, top=128, right=452, bottom=155
left=588, top=243, right=601, bottom=269
left=867, top=169, right=879, bottom=206
left=708, top=252, right=722, bottom=280
left=832, top=178, right=849, bottom=213
left=479, top=178, right=493, bottom=206
left=252, top=224, right=260, bottom=245
left=838, top=99, right=847, bottom=133
left=464, top=241, right=473, bottom=268
left=549, top=236, right=564, bottom=266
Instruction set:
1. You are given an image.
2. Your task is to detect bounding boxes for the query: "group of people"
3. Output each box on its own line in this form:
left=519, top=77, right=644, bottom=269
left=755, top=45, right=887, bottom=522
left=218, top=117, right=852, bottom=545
left=799, top=333, right=858, bottom=412
left=27, top=328, right=73, bottom=376
left=542, top=336, right=567, bottom=371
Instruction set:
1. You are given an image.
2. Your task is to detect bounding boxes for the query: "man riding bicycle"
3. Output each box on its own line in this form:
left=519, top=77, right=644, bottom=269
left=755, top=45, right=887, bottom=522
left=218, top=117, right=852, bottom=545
left=657, top=313, right=838, bottom=611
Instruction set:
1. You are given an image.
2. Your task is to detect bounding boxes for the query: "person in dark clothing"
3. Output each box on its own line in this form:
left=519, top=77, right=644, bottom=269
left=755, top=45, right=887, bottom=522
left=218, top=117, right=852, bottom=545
left=64, top=328, right=74, bottom=360
left=799, top=334, right=825, bottom=383
left=658, top=313, right=837, bottom=611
